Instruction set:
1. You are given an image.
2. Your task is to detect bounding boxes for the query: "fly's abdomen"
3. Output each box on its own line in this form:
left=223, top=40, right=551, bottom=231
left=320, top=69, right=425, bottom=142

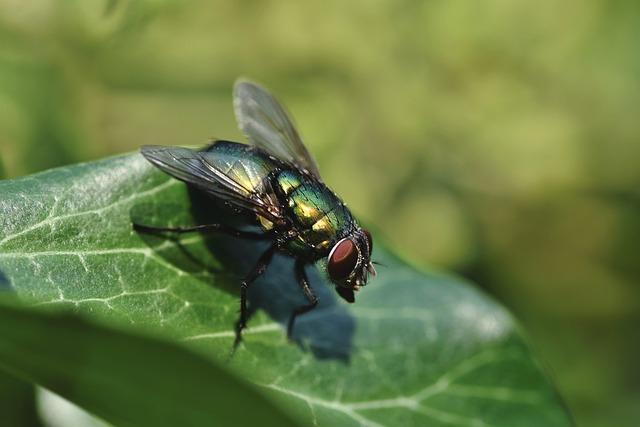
left=206, top=142, right=276, bottom=194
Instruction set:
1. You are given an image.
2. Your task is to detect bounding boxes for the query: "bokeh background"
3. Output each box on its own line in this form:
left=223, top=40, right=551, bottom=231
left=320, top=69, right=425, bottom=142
left=1, top=1, right=638, bottom=425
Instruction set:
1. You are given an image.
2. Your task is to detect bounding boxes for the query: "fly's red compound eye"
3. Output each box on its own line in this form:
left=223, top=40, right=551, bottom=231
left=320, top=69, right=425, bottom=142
left=327, top=238, right=359, bottom=281
left=363, top=229, right=373, bottom=255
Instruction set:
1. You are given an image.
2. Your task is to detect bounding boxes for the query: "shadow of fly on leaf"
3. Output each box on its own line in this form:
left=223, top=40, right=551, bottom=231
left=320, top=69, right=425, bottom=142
left=131, top=79, right=376, bottom=360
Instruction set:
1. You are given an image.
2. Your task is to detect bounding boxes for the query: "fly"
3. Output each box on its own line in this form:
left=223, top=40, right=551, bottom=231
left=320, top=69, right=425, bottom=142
left=133, top=79, right=376, bottom=348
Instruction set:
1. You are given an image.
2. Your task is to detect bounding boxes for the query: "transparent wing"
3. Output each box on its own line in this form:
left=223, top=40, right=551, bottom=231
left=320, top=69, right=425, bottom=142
left=233, top=79, right=322, bottom=180
left=141, top=143, right=283, bottom=223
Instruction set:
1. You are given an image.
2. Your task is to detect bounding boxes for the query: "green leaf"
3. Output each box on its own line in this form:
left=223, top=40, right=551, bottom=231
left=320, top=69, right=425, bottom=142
left=0, top=299, right=299, bottom=427
left=0, top=154, right=573, bottom=426
left=0, top=368, right=42, bottom=427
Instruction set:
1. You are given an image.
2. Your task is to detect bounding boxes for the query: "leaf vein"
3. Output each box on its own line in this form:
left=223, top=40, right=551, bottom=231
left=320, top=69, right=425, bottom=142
left=0, top=179, right=176, bottom=248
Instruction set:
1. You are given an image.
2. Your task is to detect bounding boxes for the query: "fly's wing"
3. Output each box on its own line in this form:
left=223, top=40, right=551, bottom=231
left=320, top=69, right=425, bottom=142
left=141, top=142, right=283, bottom=223
left=233, top=79, right=322, bottom=180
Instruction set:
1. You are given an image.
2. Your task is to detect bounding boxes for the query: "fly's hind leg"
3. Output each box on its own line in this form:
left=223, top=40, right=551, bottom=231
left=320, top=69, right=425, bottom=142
left=233, top=243, right=278, bottom=351
left=287, top=259, right=319, bottom=339
left=133, top=222, right=272, bottom=240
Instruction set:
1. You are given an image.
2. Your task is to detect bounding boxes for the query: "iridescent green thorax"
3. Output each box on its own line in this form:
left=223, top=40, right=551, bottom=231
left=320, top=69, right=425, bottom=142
left=276, top=170, right=303, bottom=196
left=274, top=170, right=356, bottom=256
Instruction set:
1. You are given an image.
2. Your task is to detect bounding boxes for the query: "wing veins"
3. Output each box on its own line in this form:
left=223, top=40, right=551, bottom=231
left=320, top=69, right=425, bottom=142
left=234, top=80, right=322, bottom=179
left=140, top=145, right=282, bottom=223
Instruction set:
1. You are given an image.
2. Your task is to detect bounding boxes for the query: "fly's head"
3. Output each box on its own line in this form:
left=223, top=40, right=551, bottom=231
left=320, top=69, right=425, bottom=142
left=326, top=228, right=376, bottom=303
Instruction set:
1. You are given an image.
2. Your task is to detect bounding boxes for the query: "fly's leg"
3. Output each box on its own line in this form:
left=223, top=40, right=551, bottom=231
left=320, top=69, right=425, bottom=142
left=287, top=259, right=319, bottom=339
left=133, top=222, right=272, bottom=240
left=233, top=243, right=278, bottom=350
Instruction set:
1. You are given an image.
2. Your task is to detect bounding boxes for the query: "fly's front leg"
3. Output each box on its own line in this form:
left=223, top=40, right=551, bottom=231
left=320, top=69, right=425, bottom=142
left=287, top=259, right=319, bottom=339
left=133, top=222, right=273, bottom=240
left=233, top=243, right=278, bottom=350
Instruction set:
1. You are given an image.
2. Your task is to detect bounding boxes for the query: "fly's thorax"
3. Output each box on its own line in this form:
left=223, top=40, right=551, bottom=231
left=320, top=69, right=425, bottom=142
left=276, top=169, right=303, bottom=196
left=273, top=169, right=357, bottom=256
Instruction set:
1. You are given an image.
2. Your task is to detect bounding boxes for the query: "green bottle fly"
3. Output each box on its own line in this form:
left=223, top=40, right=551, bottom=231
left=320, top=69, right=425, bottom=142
left=134, top=80, right=376, bottom=347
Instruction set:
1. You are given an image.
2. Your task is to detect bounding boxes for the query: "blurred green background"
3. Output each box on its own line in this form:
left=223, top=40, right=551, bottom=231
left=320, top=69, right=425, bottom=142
left=0, top=1, right=638, bottom=425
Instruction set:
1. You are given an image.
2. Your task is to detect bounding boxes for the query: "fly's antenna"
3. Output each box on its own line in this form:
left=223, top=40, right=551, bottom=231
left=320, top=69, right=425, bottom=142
left=371, top=260, right=386, bottom=268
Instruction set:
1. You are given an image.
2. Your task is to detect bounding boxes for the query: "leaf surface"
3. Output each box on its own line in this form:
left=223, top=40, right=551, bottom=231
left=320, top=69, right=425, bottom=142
left=0, top=299, right=299, bottom=427
left=0, top=154, right=572, bottom=426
